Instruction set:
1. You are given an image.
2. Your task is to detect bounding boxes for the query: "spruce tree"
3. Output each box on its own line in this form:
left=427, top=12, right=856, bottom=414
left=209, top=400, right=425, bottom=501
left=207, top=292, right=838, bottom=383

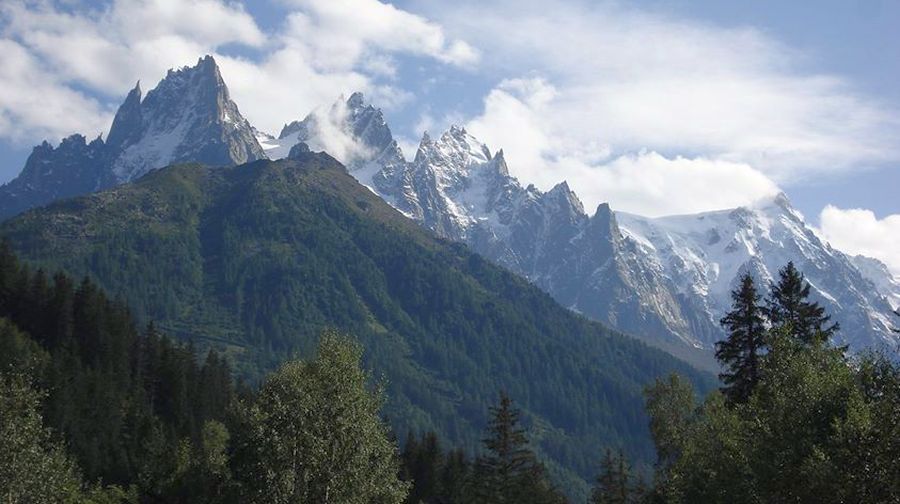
left=591, top=449, right=632, bottom=504
left=440, top=448, right=471, bottom=503
left=716, top=273, right=767, bottom=404
left=765, top=262, right=838, bottom=344
left=473, top=392, right=565, bottom=504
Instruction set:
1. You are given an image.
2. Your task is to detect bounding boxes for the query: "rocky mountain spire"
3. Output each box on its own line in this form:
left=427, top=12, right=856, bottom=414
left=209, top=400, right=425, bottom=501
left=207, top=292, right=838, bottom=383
left=0, top=55, right=265, bottom=220
left=106, top=81, right=143, bottom=150
left=111, top=55, right=265, bottom=181
left=253, top=92, right=900, bottom=356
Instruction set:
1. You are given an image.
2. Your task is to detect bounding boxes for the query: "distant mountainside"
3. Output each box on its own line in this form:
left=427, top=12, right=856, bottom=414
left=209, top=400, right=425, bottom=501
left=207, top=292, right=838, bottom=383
left=276, top=94, right=900, bottom=355
left=0, top=55, right=264, bottom=220
left=850, top=255, right=900, bottom=309
left=0, top=152, right=712, bottom=496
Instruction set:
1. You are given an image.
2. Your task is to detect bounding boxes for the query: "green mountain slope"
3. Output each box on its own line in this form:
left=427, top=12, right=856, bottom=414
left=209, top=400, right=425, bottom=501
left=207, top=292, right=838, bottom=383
left=0, top=152, right=713, bottom=493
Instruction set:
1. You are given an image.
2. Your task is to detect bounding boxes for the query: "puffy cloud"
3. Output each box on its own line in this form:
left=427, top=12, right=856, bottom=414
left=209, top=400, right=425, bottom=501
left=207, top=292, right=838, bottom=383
left=432, top=0, right=898, bottom=196
left=818, top=206, right=900, bottom=276
left=296, top=98, right=377, bottom=165
left=1, top=0, right=265, bottom=95
left=0, top=0, right=476, bottom=145
left=282, top=0, right=479, bottom=69
left=467, top=77, right=780, bottom=216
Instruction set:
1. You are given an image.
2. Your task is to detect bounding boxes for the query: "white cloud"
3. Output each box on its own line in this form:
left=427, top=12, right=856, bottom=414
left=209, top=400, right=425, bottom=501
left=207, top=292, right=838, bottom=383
left=818, top=206, right=900, bottom=277
left=1, top=0, right=265, bottom=95
left=467, top=76, right=780, bottom=216
left=282, top=0, right=479, bottom=69
left=0, top=39, right=111, bottom=142
left=428, top=0, right=898, bottom=213
left=0, top=0, right=476, bottom=145
left=298, top=98, right=377, bottom=165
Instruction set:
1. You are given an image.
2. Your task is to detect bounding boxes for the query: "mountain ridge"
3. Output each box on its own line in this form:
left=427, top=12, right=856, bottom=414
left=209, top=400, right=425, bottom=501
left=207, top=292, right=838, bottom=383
left=1, top=57, right=895, bottom=357
left=273, top=93, right=899, bottom=355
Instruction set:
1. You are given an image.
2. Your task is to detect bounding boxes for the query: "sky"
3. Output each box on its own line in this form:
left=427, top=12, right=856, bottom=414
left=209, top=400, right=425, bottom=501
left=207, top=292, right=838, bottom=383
left=0, top=0, right=898, bottom=274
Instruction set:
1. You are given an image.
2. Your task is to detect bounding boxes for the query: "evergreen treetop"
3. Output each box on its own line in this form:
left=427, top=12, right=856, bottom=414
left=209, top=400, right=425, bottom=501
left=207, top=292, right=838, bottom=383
left=716, top=273, right=767, bottom=404
left=765, top=261, right=838, bottom=344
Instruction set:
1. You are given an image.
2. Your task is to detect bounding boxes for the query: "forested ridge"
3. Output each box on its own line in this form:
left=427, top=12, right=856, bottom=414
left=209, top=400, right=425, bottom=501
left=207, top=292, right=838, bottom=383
left=0, top=153, right=713, bottom=497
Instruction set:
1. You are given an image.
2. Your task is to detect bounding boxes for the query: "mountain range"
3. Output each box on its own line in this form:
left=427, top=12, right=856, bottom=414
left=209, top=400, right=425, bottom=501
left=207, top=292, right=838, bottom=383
left=1, top=55, right=897, bottom=360
left=278, top=92, right=900, bottom=358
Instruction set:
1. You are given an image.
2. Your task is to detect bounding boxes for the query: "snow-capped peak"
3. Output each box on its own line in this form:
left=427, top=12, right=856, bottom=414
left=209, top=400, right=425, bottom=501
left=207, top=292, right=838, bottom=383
left=1, top=55, right=264, bottom=219
left=109, top=55, right=264, bottom=182
left=414, top=125, right=493, bottom=177
left=617, top=193, right=899, bottom=350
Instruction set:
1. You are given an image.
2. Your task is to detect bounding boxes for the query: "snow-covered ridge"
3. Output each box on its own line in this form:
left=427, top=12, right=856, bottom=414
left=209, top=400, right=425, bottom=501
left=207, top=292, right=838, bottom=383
left=261, top=93, right=900, bottom=353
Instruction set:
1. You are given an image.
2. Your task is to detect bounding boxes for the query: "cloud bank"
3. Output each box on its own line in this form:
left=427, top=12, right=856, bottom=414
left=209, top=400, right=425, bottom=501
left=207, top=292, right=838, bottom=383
left=420, top=0, right=899, bottom=214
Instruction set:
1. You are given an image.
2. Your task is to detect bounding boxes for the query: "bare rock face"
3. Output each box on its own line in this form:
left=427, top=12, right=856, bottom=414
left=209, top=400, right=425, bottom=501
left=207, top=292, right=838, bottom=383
left=0, top=55, right=264, bottom=220
left=0, top=135, right=112, bottom=219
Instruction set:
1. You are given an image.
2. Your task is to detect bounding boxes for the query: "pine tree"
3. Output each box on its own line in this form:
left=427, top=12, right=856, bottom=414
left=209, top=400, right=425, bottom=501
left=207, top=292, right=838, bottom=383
left=403, top=431, right=444, bottom=503
left=765, top=262, right=838, bottom=344
left=440, top=448, right=472, bottom=503
left=716, top=273, right=767, bottom=404
left=473, top=392, right=565, bottom=504
left=591, top=449, right=632, bottom=504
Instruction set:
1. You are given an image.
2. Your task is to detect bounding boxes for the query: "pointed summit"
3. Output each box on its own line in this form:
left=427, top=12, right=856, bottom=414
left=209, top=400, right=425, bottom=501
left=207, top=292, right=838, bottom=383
left=111, top=55, right=264, bottom=181
left=492, top=149, right=510, bottom=176
left=106, top=81, right=144, bottom=150
left=347, top=91, right=366, bottom=109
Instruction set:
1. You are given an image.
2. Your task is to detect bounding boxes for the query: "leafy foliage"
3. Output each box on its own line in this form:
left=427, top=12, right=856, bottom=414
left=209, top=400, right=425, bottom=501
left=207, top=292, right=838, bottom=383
left=229, top=331, right=408, bottom=503
left=0, top=373, right=82, bottom=503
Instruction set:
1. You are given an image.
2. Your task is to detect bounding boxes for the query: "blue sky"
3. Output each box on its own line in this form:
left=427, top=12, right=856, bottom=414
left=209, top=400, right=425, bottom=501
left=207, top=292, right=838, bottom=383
left=1, top=0, right=898, bottom=271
